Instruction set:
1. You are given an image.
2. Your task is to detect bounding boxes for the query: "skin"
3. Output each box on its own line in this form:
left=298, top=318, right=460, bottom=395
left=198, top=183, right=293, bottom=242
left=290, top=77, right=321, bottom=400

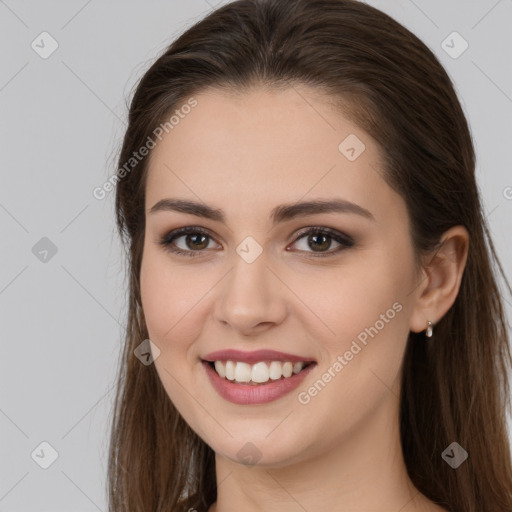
left=140, top=85, right=469, bottom=512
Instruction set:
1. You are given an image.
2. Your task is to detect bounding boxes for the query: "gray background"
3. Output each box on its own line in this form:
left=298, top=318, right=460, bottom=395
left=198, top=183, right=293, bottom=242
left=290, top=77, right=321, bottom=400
left=0, top=0, right=511, bottom=510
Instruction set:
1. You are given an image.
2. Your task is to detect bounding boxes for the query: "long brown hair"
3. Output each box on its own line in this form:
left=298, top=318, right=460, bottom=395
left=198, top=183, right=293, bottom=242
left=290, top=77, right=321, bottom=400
left=108, top=1, right=512, bottom=510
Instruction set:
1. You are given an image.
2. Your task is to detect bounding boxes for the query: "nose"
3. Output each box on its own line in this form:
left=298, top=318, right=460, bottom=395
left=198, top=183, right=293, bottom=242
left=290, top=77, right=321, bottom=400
left=213, top=250, right=288, bottom=336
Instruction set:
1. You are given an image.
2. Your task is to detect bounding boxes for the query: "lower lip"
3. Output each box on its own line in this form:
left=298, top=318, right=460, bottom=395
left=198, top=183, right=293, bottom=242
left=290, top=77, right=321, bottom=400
left=202, top=361, right=316, bottom=405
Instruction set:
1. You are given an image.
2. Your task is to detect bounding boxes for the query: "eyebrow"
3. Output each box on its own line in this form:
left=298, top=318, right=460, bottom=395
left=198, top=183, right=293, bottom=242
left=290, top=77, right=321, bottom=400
left=148, top=197, right=375, bottom=224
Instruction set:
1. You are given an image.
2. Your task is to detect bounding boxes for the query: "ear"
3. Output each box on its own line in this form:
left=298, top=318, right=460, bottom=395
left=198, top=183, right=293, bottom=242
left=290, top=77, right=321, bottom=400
left=409, top=225, right=469, bottom=334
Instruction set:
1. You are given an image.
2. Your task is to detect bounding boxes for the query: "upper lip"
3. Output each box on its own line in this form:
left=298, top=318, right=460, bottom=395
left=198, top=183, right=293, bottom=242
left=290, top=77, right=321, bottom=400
left=202, top=349, right=316, bottom=365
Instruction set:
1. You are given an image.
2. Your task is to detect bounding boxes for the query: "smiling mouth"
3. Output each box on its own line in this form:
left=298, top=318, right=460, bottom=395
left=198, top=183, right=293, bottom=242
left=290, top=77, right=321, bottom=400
left=204, top=360, right=316, bottom=385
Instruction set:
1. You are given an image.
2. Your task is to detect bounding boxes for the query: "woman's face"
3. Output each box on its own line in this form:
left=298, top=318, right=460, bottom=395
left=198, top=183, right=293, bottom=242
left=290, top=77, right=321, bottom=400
left=140, top=85, right=423, bottom=467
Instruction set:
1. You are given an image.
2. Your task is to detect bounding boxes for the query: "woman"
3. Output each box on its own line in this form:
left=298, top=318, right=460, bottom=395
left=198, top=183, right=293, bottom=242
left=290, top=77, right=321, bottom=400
left=107, top=1, right=512, bottom=511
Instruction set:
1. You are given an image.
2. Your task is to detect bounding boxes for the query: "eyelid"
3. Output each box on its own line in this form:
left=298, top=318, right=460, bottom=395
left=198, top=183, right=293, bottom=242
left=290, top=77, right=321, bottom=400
left=159, top=225, right=354, bottom=257
left=159, top=226, right=220, bottom=255
left=291, top=226, right=354, bottom=246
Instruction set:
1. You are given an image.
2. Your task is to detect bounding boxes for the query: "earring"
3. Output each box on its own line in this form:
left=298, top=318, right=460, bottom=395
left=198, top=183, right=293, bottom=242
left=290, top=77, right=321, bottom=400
left=425, top=320, right=433, bottom=338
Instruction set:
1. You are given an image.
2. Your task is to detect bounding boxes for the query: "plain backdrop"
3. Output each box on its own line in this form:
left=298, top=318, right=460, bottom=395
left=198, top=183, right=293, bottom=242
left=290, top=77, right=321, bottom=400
left=0, top=0, right=511, bottom=510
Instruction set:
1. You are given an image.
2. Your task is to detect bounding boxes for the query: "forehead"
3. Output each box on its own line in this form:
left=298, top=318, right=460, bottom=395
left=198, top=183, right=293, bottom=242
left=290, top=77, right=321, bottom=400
left=144, top=86, right=403, bottom=225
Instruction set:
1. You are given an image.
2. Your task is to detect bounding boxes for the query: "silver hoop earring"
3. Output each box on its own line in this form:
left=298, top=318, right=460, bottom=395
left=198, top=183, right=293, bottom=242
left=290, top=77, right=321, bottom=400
left=425, top=320, right=433, bottom=338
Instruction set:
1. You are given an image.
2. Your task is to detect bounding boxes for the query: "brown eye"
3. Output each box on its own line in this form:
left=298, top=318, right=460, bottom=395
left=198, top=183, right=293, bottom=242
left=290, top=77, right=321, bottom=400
left=289, top=227, right=354, bottom=257
left=159, top=226, right=354, bottom=258
left=182, top=232, right=209, bottom=250
left=160, top=227, right=220, bottom=257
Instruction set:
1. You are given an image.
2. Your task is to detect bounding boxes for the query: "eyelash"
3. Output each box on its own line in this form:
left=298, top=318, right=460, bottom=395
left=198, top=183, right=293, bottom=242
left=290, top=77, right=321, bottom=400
left=158, top=226, right=354, bottom=258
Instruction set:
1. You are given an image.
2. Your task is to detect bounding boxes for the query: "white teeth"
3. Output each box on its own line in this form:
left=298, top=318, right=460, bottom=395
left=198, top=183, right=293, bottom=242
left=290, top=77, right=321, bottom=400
left=211, top=360, right=308, bottom=384
left=234, top=362, right=252, bottom=382
left=282, top=362, right=293, bottom=378
left=252, top=362, right=269, bottom=383
left=225, top=360, right=236, bottom=380
left=269, top=361, right=282, bottom=380
left=214, top=360, right=226, bottom=378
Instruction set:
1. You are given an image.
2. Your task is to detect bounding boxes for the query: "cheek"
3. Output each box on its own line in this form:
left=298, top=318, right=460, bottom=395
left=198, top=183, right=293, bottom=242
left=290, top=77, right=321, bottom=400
left=291, top=268, right=411, bottom=438
left=140, top=249, right=208, bottom=422
left=297, top=256, right=411, bottom=344
left=140, top=248, right=203, bottom=351
left=292, top=248, right=415, bottom=403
